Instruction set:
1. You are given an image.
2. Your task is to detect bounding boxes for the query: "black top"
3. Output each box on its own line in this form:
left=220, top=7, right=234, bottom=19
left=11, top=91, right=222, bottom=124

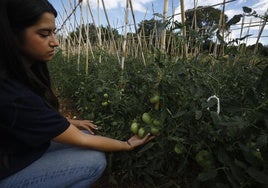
left=0, top=79, right=70, bottom=179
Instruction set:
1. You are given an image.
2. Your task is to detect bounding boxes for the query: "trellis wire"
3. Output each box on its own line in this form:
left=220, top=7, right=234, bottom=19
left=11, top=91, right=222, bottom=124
left=55, top=0, right=267, bottom=71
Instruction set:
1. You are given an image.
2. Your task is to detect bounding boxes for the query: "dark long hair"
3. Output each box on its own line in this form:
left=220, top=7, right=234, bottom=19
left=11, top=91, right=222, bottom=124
left=0, top=0, right=59, bottom=109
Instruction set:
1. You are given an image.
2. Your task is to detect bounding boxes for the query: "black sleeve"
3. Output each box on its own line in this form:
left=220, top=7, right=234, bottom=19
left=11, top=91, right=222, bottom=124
left=4, top=95, right=70, bottom=147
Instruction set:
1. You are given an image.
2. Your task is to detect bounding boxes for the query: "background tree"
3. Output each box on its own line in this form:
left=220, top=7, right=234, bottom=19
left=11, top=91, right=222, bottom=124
left=68, top=23, right=120, bottom=46
left=137, top=19, right=164, bottom=45
left=185, top=6, right=228, bottom=50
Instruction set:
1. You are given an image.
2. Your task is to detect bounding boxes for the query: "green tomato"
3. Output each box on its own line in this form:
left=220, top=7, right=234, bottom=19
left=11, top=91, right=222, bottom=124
left=138, top=127, right=146, bottom=138
left=101, top=101, right=108, bottom=106
left=142, top=113, right=151, bottom=124
left=174, top=144, right=184, bottom=154
left=150, top=95, right=160, bottom=104
left=195, top=150, right=214, bottom=169
left=152, top=119, right=161, bottom=126
left=253, top=150, right=263, bottom=161
left=111, top=121, right=118, bottom=126
left=130, top=122, right=139, bottom=134
left=150, top=126, right=160, bottom=135
left=103, top=93, right=109, bottom=98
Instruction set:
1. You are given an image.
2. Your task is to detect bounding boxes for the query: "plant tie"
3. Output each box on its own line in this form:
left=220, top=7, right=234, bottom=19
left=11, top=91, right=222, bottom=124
left=207, top=95, right=220, bottom=114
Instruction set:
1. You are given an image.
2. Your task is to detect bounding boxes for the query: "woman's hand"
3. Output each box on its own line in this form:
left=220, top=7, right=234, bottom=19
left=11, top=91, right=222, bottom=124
left=67, top=119, right=98, bottom=134
left=54, top=124, right=156, bottom=152
left=126, top=133, right=155, bottom=150
left=63, top=118, right=155, bottom=151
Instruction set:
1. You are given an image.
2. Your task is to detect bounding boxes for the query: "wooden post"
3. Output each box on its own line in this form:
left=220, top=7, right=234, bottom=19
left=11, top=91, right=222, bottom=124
left=254, top=18, right=267, bottom=55
left=220, top=0, right=226, bottom=56
left=161, top=0, right=169, bottom=53
left=180, top=0, right=188, bottom=58
left=128, top=0, right=146, bottom=66
left=101, top=0, right=120, bottom=63
left=121, top=0, right=129, bottom=70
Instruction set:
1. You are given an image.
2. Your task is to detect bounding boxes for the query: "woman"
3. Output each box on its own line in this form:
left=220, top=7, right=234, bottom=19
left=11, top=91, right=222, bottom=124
left=0, top=0, right=154, bottom=187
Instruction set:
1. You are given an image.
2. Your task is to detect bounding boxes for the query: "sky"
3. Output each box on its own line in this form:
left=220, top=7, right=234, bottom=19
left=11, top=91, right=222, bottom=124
left=49, top=0, right=268, bottom=45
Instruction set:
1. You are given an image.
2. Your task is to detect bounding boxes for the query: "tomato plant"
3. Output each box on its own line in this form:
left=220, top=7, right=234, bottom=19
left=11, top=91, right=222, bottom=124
left=49, top=50, right=268, bottom=187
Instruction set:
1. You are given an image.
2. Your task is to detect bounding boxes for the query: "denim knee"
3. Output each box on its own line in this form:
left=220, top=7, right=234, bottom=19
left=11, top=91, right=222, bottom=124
left=76, top=150, right=107, bottom=187
left=91, top=151, right=107, bottom=179
left=0, top=148, right=107, bottom=188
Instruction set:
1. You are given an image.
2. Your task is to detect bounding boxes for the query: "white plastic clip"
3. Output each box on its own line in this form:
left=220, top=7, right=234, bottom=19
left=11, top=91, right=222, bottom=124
left=207, top=95, right=220, bottom=114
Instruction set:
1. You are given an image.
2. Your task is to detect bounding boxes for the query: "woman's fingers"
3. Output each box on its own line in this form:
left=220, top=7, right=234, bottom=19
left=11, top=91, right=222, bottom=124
left=88, top=121, right=98, bottom=130
left=127, top=133, right=155, bottom=148
left=142, top=133, right=155, bottom=143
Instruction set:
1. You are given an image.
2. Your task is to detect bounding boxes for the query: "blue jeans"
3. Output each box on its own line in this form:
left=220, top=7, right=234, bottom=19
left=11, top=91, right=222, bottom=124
left=0, top=142, right=107, bottom=188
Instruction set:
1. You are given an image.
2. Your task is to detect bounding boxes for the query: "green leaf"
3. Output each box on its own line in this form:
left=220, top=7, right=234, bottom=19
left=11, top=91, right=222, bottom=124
left=197, top=169, right=218, bottom=182
left=229, top=163, right=246, bottom=184
left=238, top=34, right=252, bottom=41
left=153, top=13, right=164, bottom=19
left=210, top=112, right=222, bottom=124
left=226, top=172, right=240, bottom=188
left=167, top=136, right=184, bottom=142
left=234, top=159, right=247, bottom=170
left=173, top=110, right=185, bottom=118
left=217, top=149, right=246, bottom=183
left=226, top=14, right=242, bottom=28
left=195, top=110, right=202, bottom=120
left=242, top=6, right=252, bottom=13
left=256, top=65, right=268, bottom=93
left=217, top=148, right=231, bottom=164
left=220, top=121, right=248, bottom=127
left=240, top=144, right=260, bottom=166
left=173, top=20, right=183, bottom=29
left=137, top=142, right=155, bottom=154
left=257, top=134, right=268, bottom=147
left=247, top=167, right=268, bottom=184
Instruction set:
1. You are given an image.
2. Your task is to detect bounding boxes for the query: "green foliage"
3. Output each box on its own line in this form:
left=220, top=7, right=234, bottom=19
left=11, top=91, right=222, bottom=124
left=185, top=6, right=227, bottom=30
left=68, top=23, right=121, bottom=45
left=185, top=6, right=228, bottom=44
left=49, top=51, right=268, bottom=187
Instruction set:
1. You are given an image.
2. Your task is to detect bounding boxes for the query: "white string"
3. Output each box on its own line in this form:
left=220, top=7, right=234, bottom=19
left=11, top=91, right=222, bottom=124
left=207, top=95, right=220, bottom=114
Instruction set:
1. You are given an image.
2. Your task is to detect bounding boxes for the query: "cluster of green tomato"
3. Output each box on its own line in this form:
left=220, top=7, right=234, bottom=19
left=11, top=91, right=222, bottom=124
left=174, top=145, right=215, bottom=169
left=130, top=94, right=161, bottom=138
left=195, top=150, right=215, bottom=169
left=101, top=93, right=111, bottom=106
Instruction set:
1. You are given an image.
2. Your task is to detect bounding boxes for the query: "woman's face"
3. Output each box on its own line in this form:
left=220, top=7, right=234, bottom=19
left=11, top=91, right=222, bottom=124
left=18, top=12, right=59, bottom=65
